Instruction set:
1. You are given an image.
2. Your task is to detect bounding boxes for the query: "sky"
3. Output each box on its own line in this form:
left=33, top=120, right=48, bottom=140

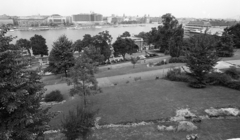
left=1, top=0, right=240, bottom=19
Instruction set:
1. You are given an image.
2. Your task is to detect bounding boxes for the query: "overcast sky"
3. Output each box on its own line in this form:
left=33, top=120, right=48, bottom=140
left=1, top=0, right=240, bottom=19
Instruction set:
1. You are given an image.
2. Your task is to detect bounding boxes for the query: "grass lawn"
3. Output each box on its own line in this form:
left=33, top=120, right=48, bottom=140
left=48, top=79, right=240, bottom=129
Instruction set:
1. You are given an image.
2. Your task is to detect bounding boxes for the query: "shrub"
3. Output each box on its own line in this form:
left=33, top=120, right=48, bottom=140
left=189, top=81, right=206, bottom=88
left=44, top=90, right=64, bottom=102
left=61, top=106, right=96, bottom=140
left=165, top=68, right=191, bottom=82
left=206, top=72, right=232, bottom=86
left=169, top=56, right=187, bottom=63
left=164, top=50, right=170, bottom=55
left=226, top=81, right=240, bottom=90
left=224, top=67, right=240, bottom=80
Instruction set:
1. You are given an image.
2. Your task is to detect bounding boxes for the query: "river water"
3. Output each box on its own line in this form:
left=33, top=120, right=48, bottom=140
left=7, top=24, right=159, bottom=52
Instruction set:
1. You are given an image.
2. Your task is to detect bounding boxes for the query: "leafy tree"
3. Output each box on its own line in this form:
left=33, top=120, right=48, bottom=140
left=82, top=34, right=93, bottom=48
left=160, top=13, right=182, bottom=53
left=83, top=45, right=104, bottom=65
left=16, top=38, right=32, bottom=56
left=130, top=57, right=139, bottom=68
left=92, top=31, right=112, bottom=62
left=185, top=34, right=219, bottom=88
left=120, top=31, right=131, bottom=37
left=46, top=35, right=75, bottom=77
left=216, top=32, right=234, bottom=57
left=112, top=37, right=136, bottom=60
left=68, top=52, right=99, bottom=108
left=0, top=28, right=52, bottom=140
left=73, top=39, right=84, bottom=53
left=169, top=24, right=184, bottom=57
left=30, top=34, right=48, bottom=57
left=224, top=23, right=240, bottom=48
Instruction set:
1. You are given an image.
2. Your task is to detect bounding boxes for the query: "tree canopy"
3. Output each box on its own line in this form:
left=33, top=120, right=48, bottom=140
left=120, top=31, right=131, bottom=37
left=186, top=33, right=219, bottom=87
left=16, top=38, right=32, bottom=56
left=224, top=23, right=240, bottom=48
left=46, top=35, right=75, bottom=77
left=30, top=34, right=48, bottom=57
left=112, top=37, right=136, bottom=60
left=0, top=28, right=52, bottom=139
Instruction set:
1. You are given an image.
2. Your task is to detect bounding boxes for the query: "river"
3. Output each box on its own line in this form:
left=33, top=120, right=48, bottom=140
left=7, top=24, right=159, bottom=52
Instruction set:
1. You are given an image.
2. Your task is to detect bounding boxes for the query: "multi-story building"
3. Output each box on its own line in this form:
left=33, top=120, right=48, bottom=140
left=0, top=15, right=14, bottom=26
left=17, top=15, right=48, bottom=27
left=47, top=14, right=72, bottom=25
left=184, top=20, right=212, bottom=37
left=72, top=13, right=103, bottom=25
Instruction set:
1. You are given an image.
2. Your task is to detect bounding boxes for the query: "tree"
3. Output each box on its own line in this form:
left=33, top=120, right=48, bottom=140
left=82, top=34, right=93, bottom=48
left=160, top=13, right=182, bottom=53
left=68, top=53, right=99, bottom=108
left=46, top=35, right=75, bottom=77
left=16, top=38, right=32, bottom=56
left=120, top=31, right=131, bottom=37
left=73, top=39, right=84, bottom=53
left=92, top=31, right=112, bottom=62
left=216, top=32, right=234, bottom=57
left=112, top=37, right=136, bottom=60
left=169, top=24, right=184, bottom=57
left=0, top=27, right=52, bottom=140
left=130, top=56, right=139, bottom=68
left=185, top=34, right=219, bottom=88
left=83, top=45, right=104, bottom=65
left=224, top=23, right=240, bottom=48
left=30, top=34, right=48, bottom=57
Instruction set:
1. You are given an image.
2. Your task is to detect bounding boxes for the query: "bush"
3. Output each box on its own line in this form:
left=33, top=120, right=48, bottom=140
left=226, top=81, right=240, bottom=90
left=224, top=67, right=240, bottom=80
left=169, top=56, right=187, bottom=63
left=165, top=68, right=191, bottom=82
left=44, top=90, right=64, bottom=102
left=61, top=106, right=96, bottom=140
left=189, top=81, right=206, bottom=88
left=206, top=72, right=232, bottom=86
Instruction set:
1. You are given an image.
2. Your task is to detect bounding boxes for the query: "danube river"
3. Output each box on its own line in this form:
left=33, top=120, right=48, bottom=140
left=7, top=24, right=159, bottom=52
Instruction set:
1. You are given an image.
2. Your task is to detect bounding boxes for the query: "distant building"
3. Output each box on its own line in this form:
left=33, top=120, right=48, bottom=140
left=47, top=14, right=72, bottom=25
left=72, top=13, right=103, bottom=25
left=184, top=20, right=212, bottom=37
left=0, top=15, right=14, bottom=25
left=17, top=15, right=48, bottom=27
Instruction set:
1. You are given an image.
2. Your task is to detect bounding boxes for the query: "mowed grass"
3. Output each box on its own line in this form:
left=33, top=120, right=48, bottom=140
left=48, top=79, right=240, bottom=129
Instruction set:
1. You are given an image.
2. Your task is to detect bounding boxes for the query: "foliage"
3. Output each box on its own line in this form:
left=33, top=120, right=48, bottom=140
left=73, top=39, right=84, bottom=53
left=0, top=28, right=52, bottom=140
left=46, top=35, right=75, bottom=77
left=224, top=23, right=240, bottom=48
left=224, top=66, right=240, bottom=80
left=16, top=38, right=32, bottom=56
left=216, top=33, right=234, bottom=57
left=44, top=90, right=64, bottom=102
left=130, top=57, right=139, bottom=68
left=83, top=45, right=104, bottom=66
left=91, top=31, right=112, bottom=62
left=135, top=32, right=150, bottom=45
left=30, top=34, right=48, bottom=57
left=61, top=106, right=96, bottom=140
left=169, top=56, right=187, bottom=63
left=165, top=68, right=191, bottom=82
left=185, top=34, right=219, bottom=87
left=112, top=37, right=136, bottom=60
left=205, top=72, right=232, bottom=86
left=68, top=53, right=99, bottom=108
left=169, top=24, right=184, bottom=57
left=120, top=31, right=131, bottom=37
left=226, top=81, right=240, bottom=90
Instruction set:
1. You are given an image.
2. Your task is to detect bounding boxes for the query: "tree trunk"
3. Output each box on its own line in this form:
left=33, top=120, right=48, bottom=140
left=41, top=54, right=43, bottom=57
left=122, top=54, right=125, bottom=60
